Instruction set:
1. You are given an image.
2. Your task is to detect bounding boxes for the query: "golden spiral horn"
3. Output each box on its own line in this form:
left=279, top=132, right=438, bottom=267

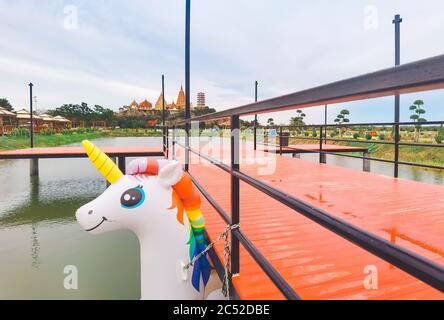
left=82, top=140, right=123, bottom=184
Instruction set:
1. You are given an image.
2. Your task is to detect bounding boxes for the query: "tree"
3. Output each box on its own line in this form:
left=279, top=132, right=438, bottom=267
left=267, top=118, right=275, bottom=126
left=409, top=99, right=427, bottom=142
left=290, top=110, right=306, bottom=126
left=93, top=105, right=117, bottom=127
left=0, top=98, right=13, bottom=111
left=334, top=109, right=350, bottom=136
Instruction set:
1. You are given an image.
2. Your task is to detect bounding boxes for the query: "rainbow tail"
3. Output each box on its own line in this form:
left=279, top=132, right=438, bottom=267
left=188, top=221, right=211, bottom=292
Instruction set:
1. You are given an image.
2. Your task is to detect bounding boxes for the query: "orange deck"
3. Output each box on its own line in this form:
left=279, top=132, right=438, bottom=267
left=174, top=144, right=444, bottom=300
left=0, top=146, right=164, bottom=159
left=259, top=143, right=368, bottom=154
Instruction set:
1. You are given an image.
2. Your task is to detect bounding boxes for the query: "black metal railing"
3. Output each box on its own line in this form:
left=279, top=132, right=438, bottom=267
left=251, top=120, right=444, bottom=174
left=163, top=54, right=444, bottom=299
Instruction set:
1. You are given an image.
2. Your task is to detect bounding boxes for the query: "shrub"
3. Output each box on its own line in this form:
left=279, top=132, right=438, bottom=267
left=378, top=133, right=385, bottom=140
left=435, top=126, right=444, bottom=144
left=312, top=128, right=317, bottom=138
left=61, top=129, right=72, bottom=135
left=353, top=133, right=360, bottom=139
left=11, top=128, right=30, bottom=138
left=76, top=128, right=86, bottom=134
left=40, top=128, right=56, bottom=136
left=365, top=133, right=373, bottom=140
left=304, top=131, right=310, bottom=137
left=330, top=131, right=336, bottom=138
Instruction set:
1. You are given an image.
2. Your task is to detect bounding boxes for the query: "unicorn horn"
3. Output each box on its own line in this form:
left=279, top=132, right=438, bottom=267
left=82, top=140, right=123, bottom=184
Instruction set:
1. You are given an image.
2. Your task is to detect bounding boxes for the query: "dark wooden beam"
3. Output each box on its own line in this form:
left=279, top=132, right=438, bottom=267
left=179, top=54, right=444, bottom=123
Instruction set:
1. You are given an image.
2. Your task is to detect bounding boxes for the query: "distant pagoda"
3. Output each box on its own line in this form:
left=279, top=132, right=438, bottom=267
left=176, top=85, right=186, bottom=109
left=196, top=92, right=205, bottom=108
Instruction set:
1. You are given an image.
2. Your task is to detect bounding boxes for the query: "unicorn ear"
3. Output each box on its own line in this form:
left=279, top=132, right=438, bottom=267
left=158, top=160, right=183, bottom=187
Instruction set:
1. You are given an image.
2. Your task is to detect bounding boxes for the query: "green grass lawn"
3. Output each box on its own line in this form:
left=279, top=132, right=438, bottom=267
left=0, top=132, right=104, bottom=150
left=0, top=128, right=163, bottom=151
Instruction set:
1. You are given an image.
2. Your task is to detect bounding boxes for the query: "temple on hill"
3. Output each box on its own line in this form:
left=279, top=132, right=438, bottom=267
left=119, top=86, right=193, bottom=114
left=155, top=93, right=168, bottom=111
left=176, top=85, right=186, bottom=109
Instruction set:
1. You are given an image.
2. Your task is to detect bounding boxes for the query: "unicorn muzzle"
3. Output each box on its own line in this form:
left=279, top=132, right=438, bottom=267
left=75, top=205, right=108, bottom=233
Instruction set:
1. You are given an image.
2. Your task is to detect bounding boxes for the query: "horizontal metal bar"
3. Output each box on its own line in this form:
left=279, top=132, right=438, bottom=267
left=187, top=170, right=301, bottom=300
left=261, top=142, right=444, bottom=170
left=262, top=120, right=444, bottom=129
left=264, top=136, right=444, bottom=148
left=178, top=54, right=444, bottom=123
left=0, top=152, right=165, bottom=160
left=397, top=160, right=444, bottom=171
left=177, top=141, right=444, bottom=292
left=231, top=169, right=444, bottom=292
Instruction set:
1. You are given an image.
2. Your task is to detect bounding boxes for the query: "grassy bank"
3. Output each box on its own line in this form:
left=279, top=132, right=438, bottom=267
left=0, top=128, right=164, bottom=151
left=0, top=132, right=105, bottom=150
left=289, top=137, right=444, bottom=168
left=103, top=128, right=163, bottom=137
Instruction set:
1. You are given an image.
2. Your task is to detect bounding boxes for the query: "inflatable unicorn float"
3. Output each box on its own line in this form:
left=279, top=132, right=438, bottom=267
left=76, top=140, right=223, bottom=300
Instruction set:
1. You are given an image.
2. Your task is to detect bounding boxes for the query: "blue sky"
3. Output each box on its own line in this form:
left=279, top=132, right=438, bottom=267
left=0, top=0, right=443, bottom=125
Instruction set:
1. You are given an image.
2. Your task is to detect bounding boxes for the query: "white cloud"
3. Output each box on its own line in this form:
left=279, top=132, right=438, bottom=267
left=0, top=0, right=443, bottom=124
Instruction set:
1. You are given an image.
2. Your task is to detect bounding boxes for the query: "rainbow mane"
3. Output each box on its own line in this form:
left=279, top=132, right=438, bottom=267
left=136, top=160, right=211, bottom=292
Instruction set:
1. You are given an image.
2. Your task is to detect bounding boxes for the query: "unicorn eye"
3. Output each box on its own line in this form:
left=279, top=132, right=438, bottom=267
left=120, top=186, right=145, bottom=209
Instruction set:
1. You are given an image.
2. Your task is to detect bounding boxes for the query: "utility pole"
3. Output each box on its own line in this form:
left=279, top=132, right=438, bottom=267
left=162, top=74, right=166, bottom=154
left=29, top=83, right=39, bottom=177
left=185, top=0, right=191, bottom=171
left=29, top=83, right=34, bottom=148
left=393, top=14, right=402, bottom=178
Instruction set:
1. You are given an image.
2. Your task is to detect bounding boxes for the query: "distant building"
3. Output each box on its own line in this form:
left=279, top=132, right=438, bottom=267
left=119, top=85, right=194, bottom=115
left=155, top=93, right=167, bottom=111
left=196, top=92, right=206, bottom=108
left=139, top=99, right=153, bottom=110
left=119, top=98, right=153, bottom=114
left=176, top=85, right=186, bottom=109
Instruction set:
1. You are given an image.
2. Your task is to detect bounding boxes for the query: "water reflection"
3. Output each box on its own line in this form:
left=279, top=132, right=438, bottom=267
left=298, top=153, right=444, bottom=186
left=1, top=136, right=444, bottom=299
left=0, top=137, right=158, bottom=299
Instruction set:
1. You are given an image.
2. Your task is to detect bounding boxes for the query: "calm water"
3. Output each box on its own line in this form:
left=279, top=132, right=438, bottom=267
left=0, top=136, right=443, bottom=299
left=0, top=137, right=163, bottom=299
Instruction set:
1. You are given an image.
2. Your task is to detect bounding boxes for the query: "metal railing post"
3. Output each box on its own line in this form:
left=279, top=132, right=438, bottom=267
left=231, top=115, right=240, bottom=277
left=319, top=126, right=324, bottom=163
left=253, top=117, right=257, bottom=151
left=279, top=126, right=283, bottom=155
left=324, top=104, right=328, bottom=144
left=254, top=80, right=258, bottom=151
left=393, top=14, right=402, bottom=178
left=162, top=75, right=166, bottom=155
left=172, top=125, right=176, bottom=160
left=165, top=126, right=169, bottom=159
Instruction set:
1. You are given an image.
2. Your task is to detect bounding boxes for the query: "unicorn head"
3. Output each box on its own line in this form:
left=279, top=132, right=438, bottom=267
left=76, top=140, right=210, bottom=299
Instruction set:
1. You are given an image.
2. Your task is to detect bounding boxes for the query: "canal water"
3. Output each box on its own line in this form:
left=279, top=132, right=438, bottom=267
left=0, top=137, right=162, bottom=299
left=0, top=136, right=443, bottom=299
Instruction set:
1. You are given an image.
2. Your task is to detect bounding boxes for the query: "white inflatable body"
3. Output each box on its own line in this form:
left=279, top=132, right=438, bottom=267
left=76, top=141, right=212, bottom=300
